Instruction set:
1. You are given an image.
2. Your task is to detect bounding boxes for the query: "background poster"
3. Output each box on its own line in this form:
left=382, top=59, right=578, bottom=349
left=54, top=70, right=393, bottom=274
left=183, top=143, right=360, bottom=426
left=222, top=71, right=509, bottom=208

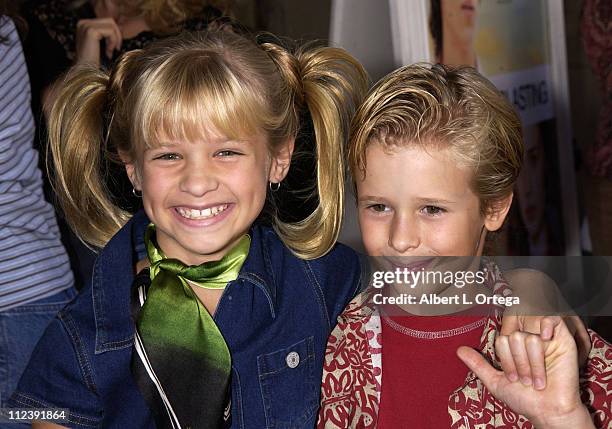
left=428, top=0, right=567, bottom=255
left=474, top=0, right=553, bottom=126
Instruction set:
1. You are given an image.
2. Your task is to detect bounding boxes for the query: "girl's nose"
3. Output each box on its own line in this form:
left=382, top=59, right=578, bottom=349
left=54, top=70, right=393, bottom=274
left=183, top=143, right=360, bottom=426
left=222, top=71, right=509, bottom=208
left=388, top=215, right=420, bottom=254
left=179, top=163, right=219, bottom=196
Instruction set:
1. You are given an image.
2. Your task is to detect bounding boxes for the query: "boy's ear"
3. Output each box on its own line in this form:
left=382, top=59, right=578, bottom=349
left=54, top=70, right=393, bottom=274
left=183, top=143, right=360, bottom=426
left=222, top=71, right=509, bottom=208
left=119, top=150, right=142, bottom=190
left=484, top=192, right=513, bottom=232
left=269, top=137, right=295, bottom=183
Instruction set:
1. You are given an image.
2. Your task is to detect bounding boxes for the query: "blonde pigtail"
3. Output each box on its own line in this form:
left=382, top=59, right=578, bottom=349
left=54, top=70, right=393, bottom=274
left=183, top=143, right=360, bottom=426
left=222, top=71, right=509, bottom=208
left=270, top=44, right=368, bottom=259
left=48, top=66, right=130, bottom=249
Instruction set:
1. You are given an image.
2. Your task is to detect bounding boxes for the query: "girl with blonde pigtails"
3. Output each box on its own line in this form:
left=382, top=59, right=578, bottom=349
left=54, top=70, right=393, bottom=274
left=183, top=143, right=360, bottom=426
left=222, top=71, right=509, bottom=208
left=9, top=29, right=368, bottom=429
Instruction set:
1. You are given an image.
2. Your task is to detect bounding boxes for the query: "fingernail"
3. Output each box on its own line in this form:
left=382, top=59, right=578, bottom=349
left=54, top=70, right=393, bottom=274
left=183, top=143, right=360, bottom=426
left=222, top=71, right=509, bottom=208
left=508, top=372, right=518, bottom=382
left=534, top=378, right=545, bottom=390
left=542, top=327, right=552, bottom=339
left=521, top=377, right=532, bottom=386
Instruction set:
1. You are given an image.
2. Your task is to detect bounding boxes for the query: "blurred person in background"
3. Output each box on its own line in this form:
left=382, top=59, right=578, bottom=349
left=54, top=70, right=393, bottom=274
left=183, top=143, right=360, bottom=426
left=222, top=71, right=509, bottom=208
left=0, top=2, right=75, bottom=426
left=23, top=0, right=234, bottom=116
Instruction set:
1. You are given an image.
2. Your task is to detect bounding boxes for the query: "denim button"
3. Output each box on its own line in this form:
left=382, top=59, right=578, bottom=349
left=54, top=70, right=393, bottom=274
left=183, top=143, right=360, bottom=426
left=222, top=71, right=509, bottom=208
left=285, top=351, right=299, bottom=368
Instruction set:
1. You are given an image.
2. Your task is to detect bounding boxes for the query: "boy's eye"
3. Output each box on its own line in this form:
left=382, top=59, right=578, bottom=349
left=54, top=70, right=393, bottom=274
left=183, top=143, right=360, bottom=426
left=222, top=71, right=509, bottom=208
left=421, top=205, right=446, bottom=216
left=368, top=204, right=390, bottom=213
left=215, top=150, right=242, bottom=157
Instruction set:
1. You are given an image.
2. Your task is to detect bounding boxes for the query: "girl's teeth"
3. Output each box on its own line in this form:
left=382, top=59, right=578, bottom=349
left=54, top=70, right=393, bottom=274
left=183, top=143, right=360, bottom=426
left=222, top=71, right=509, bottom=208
left=178, top=205, right=227, bottom=220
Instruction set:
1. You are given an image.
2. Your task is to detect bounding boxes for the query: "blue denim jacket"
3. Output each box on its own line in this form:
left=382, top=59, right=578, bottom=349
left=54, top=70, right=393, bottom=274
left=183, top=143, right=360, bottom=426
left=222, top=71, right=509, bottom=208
left=9, top=210, right=363, bottom=428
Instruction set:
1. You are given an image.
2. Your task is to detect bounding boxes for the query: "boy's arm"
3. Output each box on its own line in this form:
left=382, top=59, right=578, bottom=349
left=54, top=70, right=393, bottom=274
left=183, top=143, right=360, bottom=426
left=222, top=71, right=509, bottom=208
left=457, top=319, right=595, bottom=429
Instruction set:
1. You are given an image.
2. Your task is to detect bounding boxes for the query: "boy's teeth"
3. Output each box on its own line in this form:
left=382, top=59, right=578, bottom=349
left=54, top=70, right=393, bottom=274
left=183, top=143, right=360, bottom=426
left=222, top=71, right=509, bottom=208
left=178, top=205, right=227, bottom=219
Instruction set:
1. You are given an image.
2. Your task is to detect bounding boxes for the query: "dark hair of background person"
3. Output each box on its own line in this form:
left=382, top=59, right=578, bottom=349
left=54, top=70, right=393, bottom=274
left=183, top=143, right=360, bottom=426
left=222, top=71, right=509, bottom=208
left=0, top=0, right=27, bottom=42
left=429, top=0, right=442, bottom=60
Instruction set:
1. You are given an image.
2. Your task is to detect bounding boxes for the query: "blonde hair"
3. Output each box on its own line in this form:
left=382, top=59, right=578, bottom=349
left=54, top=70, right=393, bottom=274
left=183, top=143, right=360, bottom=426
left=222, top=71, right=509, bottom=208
left=49, top=30, right=367, bottom=258
left=349, top=63, right=523, bottom=213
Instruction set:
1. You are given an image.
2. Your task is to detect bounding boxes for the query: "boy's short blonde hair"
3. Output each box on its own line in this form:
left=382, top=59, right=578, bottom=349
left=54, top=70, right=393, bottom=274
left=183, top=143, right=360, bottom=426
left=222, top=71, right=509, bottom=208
left=349, top=63, right=524, bottom=214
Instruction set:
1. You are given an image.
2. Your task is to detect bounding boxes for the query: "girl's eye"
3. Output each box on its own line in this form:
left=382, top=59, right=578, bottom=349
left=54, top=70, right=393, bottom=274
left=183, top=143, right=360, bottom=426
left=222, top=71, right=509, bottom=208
left=422, top=205, right=446, bottom=216
left=368, top=204, right=390, bottom=213
left=154, top=153, right=181, bottom=161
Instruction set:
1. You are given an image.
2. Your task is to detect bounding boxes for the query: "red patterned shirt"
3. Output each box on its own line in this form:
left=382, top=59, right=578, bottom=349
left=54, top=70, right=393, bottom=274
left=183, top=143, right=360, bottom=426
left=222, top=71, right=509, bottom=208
left=377, top=311, right=485, bottom=427
left=318, top=263, right=612, bottom=428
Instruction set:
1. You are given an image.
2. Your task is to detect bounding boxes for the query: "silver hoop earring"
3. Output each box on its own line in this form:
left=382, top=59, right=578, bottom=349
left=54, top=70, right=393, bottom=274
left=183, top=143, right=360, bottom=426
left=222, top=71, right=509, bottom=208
left=269, top=181, right=281, bottom=192
left=132, top=188, right=142, bottom=198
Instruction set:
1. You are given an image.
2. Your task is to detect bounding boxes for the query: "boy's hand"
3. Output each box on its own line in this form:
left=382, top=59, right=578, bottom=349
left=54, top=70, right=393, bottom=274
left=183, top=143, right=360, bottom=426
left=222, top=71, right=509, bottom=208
left=457, top=319, right=595, bottom=429
left=500, top=314, right=591, bottom=388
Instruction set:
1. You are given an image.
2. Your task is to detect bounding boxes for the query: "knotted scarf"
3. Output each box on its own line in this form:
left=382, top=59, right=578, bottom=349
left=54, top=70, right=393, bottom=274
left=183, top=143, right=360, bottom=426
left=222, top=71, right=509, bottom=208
left=131, top=224, right=250, bottom=429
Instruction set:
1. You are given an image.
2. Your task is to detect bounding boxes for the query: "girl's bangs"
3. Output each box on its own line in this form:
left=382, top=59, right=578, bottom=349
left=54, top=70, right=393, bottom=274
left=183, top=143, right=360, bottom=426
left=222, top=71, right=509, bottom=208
left=135, top=53, right=267, bottom=149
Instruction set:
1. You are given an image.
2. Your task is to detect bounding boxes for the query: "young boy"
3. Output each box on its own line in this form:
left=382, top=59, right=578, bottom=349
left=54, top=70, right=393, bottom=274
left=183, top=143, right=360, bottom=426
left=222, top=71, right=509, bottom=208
left=318, top=63, right=612, bottom=428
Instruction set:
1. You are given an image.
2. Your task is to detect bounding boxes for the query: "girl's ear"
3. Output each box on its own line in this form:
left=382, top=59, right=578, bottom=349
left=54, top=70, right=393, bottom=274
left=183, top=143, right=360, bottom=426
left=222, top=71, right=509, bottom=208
left=269, top=137, right=295, bottom=183
left=484, top=192, right=513, bottom=232
left=119, top=150, right=142, bottom=190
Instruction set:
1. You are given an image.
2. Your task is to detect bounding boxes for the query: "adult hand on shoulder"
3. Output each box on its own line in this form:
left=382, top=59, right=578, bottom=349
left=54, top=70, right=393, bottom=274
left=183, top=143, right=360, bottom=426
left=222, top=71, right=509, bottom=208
left=457, top=319, right=595, bottom=429
left=75, top=17, right=122, bottom=65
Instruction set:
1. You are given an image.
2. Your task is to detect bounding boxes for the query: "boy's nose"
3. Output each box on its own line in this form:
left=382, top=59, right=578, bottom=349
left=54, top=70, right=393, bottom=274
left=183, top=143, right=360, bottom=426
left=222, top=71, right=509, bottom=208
left=179, top=164, right=219, bottom=196
left=388, top=215, right=420, bottom=254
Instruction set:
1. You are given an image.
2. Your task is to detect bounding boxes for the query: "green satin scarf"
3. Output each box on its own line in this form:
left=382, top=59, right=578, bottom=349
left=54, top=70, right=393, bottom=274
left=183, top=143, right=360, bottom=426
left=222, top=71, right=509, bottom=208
left=132, top=224, right=250, bottom=429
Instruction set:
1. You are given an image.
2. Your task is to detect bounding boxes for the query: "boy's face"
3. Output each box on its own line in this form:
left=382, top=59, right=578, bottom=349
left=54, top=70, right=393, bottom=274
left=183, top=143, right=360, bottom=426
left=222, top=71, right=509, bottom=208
left=356, top=142, right=487, bottom=258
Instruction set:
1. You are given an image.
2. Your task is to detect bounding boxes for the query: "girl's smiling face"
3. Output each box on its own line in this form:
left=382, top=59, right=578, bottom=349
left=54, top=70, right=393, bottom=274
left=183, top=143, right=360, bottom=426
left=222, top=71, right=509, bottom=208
left=126, top=128, right=292, bottom=266
left=357, top=142, right=509, bottom=258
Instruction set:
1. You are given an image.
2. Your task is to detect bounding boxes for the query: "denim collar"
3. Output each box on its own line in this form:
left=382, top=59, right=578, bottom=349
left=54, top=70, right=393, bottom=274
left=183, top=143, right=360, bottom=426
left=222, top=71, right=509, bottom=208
left=93, top=210, right=278, bottom=354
